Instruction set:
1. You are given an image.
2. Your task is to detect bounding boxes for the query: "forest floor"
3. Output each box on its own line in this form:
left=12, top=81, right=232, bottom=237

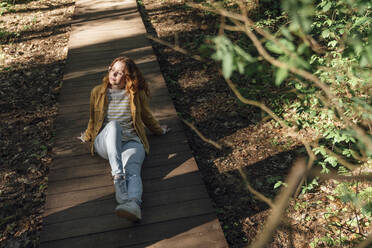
left=137, top=0, right=370, bottom=247
left=0, top=0, right=369, bottom=247
left=0, top=0, right=74, bottom=247
left=136, top=1, right=306, bottom=247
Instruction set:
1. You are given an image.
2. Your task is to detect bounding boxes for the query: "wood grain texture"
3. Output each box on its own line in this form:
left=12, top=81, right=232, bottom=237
left=39, top=0, right=228, bottom=246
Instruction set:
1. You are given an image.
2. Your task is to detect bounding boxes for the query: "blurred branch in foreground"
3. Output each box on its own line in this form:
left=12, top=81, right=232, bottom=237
left=248, top=157, right=307, bottom=248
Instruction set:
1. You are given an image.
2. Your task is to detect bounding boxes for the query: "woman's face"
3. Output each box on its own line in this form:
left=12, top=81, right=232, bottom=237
left=108, top=61, right=126, bottom=90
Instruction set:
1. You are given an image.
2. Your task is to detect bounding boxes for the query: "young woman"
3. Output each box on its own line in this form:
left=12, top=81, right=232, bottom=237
left=78, top=56, right=169, bottom=221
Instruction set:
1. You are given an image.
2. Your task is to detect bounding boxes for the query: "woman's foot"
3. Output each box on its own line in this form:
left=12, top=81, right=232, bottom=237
left=115, top=200, right=141, bottom=221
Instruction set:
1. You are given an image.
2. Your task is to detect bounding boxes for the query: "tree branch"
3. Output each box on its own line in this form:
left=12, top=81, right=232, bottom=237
left=248, top=157, right=307, bottom=248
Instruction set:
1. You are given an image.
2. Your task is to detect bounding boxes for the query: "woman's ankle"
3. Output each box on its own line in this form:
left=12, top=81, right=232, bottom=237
left=113, top=174, right=124, bottom=181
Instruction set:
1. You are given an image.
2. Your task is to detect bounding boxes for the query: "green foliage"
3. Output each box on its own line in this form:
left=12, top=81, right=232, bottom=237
left=282, top=0, right=315, bottom=33
left=301, top=177, right=319, bottom=194
left=0, top=28, right=18, bottom=40
left=211, top=35, right=256, bottom=78
left=336, top=183, right=372, bottom=217
left=273, top=180, right=287, bottom=189
left=203, top=0, right=371, bottom=245
left=0, top=1, right=13, bottom=15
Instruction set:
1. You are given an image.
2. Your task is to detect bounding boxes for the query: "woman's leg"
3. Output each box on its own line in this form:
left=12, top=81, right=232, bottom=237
left=94, top=121, right=128, bottom=204
left=121, top=140, right=146, bottom=206
left=94, top=121, right=124, bottom=176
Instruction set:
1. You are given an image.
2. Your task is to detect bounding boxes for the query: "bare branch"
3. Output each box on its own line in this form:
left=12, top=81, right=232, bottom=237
left=188, top=2, right=372, bottom=152
left=223, top=75, right=287, bottom=128
left=146, top=34, right=206, bottom=62
left=180, top=118, right=222, bottom=149
left=357, top=232, right=372, bottom=248
left=322, top=146, right=359, bottom=171
left=248, top=157, right=307, bottom=248
left=294, top=141, right=316, bottom=196
left=310, top=170, right=372, bottom=182
left=237, top=167, right=274, bottom=208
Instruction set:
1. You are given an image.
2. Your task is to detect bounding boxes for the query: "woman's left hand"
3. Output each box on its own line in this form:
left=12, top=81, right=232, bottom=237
left=161, top=125, right=170, bottom=134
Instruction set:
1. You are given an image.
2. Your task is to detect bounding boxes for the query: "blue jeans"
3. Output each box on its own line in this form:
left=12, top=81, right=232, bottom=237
left=94, top=121, right=145, bottom=204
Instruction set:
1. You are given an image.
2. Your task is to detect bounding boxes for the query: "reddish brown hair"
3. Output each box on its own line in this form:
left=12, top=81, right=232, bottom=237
left=103, top=56, right=150, bottom=95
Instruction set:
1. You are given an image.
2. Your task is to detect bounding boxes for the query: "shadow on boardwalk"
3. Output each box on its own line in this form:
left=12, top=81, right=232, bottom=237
left=39, top=0, right=228, bottom=246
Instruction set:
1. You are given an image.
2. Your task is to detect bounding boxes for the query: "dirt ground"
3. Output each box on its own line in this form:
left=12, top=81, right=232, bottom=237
left=137, top=0, right=305, bottom=246
left=137, top=0, right=370, bottom=247
left=0, top=0, right=369, bottom=247
left=0, top=0, right=74, bottom=247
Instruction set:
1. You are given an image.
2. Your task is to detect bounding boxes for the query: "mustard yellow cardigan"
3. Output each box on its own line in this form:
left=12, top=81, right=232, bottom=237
left=83, top=82, right=163, bottom=155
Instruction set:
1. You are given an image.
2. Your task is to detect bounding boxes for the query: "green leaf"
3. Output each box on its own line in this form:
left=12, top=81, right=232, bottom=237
left=265, top=41, right=283, bottom=54
left=279, top=39, right=295, bottom=52
left=222, top=52, right=234, bottom=79
left=275, top=67, right=288, bottom=86
left=325, top=19, right=333, bottom=26
left=292, top=56, right=310, bottom=69
left=328, top=40, right=337, bottom=48
left=321, top=29, right=330, bottom=38
left=274, top=181, right=287, bottom=189
left=280, top=27, right=294, bottom=41
left=233, top=45, right=255, bottom=63
left=236, top=60, right=245, bottom=74
left=352, top=16, right=370, bottom=30
left=297, top=43, right=308, bottom=55
left=325, top=156, right=338, bottom=167
left=322, top=2, right=332, bottom=12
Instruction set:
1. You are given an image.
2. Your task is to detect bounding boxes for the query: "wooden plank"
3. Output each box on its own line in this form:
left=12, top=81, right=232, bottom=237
left=121, top=227, right=228, bottom=248
left=53, top=116, right=184, bottom=136
left=53, top=129, right=187, bottom=153
left=40, top=214, right=223, bottom=248
left=58, top=84, right=170, bottom=101
left=50, top=154, right=106, bottom=170
left=40, top=0, right=228, bottom=246
left=56, top=99, right=177, bottom=118
left=46, top=171, right=203, bottom=195
left=68, top=45, right=156, bottom=68
left=61, top=69, right=164, bottom=87
left=44, top=182, right=206, bottom=212
left=52, top=137, right=191, bottom=158
left=49, top=149, right=192, bottom=171
left=71, top=0, right=137, bottom=14
left=43, top=184, right=209, bottom=224
left=68, top=25, right=147, bottom=50
left=44, top=185, right=113, bottom=210
left=58, top=80, right=169, bottom=101
left=56, top=95, right=175, bottom=116
left=52, top=114, right=177, bottom=137
left=65, top=47, right=156, bottom=68
left=58, top=77, right=169, bottom=106
left=72, top=6, right=139, bottom=23
left=42, top=198, right=215, bottom=242
left=48, top=156, right=198, bottom=182
left=65, top=47, right=160, bottom=73
left=57, top=87, right=170, bottom=106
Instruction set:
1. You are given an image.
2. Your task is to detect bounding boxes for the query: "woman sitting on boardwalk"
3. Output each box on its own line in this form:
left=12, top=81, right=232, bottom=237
left=79, top=56, right=169, bottom=221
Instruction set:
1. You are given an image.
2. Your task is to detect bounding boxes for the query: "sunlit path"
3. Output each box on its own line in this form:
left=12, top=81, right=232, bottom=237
left=39, top=0, right=228, bottom=246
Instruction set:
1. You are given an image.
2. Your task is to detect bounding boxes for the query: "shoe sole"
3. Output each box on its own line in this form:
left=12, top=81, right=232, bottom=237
left=115, top=208, right=140, bottom=222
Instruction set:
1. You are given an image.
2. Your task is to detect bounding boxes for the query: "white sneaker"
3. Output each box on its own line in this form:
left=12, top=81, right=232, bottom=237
left=114, top=177, right=128, bottom=204
left=115, top=200, right=141, bottom=221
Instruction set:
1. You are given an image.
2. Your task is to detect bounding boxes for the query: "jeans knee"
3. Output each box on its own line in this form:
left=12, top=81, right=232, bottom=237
left=126, top=173, right=141, bottom=182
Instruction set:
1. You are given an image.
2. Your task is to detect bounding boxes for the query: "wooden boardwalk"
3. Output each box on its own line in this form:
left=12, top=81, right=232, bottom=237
left=39, top=0, right=228, bottom=247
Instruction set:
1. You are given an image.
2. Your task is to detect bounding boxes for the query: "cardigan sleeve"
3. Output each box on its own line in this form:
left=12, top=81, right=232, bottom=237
left=139, top=90, right=164, bottom=135
left=82, top=88, right=96, bottom=142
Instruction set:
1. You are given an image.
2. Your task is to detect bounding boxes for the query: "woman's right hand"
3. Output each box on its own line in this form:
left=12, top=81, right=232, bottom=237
left=77, top=132, right=86, bottom=143
left=161, top=125, right=170, bottom=135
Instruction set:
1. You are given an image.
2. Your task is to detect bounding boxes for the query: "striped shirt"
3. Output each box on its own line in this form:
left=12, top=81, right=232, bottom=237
left=104, top=88, right=140, bottom=142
